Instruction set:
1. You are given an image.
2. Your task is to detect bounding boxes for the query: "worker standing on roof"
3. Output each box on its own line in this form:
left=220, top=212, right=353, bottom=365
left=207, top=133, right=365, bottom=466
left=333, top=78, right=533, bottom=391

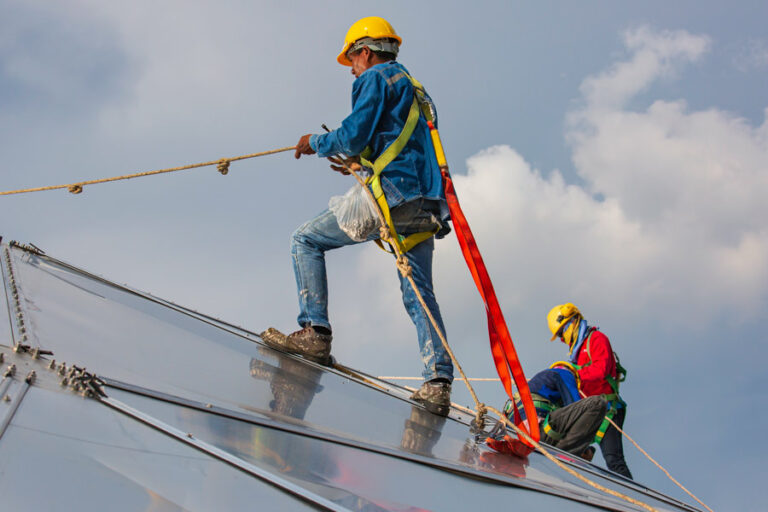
left=262, top=17, right=454, bottom=416
left=547, top=303, right=633, bottom=478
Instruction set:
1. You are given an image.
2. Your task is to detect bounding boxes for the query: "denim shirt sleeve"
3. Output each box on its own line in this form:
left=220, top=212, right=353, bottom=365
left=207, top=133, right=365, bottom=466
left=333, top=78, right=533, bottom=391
left=312, top=70, right=387, bottom=158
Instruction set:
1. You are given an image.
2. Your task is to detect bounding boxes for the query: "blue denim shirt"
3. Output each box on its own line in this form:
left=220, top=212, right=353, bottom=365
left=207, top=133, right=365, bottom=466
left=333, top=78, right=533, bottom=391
left=309, top=61, right=447, bottom=213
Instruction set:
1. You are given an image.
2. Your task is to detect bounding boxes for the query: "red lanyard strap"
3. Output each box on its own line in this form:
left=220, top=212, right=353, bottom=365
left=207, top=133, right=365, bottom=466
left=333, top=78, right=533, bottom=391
left=441, top=167, right=540, bottom=446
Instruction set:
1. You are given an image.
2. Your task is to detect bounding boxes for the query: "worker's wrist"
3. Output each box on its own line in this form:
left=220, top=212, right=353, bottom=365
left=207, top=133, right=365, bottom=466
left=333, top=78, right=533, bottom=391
left=309, top=134, right=320, bottom=152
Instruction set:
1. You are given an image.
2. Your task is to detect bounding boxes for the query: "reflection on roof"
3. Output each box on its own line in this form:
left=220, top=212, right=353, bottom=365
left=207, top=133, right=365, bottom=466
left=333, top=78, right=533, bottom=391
left=0, top=242, right=701, bottom=511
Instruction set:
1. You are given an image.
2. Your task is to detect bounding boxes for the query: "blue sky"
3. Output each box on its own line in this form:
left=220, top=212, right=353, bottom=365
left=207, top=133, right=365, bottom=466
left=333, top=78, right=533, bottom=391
left=1, top=1, right=767, bottom=510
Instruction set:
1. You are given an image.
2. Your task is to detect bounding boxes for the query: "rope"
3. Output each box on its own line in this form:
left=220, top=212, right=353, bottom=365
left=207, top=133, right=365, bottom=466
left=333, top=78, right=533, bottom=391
left=486, top=405, right=660, bottom=512
left=575, top=389, right=713, bottom=511
left=339, top=159, right=660, bottom=511
left=1, top=139, right=687, bottom=510
left=400, top=382, right=660, bottom=511
left=378, top=376, right=500, bottom=382
left=402, top=374, right=712, bottom=508
left=605, top=411, right=714, bottom=512
left=0, top=146, right=296, bottom=196
left=343, top=163, right=485, bottom=413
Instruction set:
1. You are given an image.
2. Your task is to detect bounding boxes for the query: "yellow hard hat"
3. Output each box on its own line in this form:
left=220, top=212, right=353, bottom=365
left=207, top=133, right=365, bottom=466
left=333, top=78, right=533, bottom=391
left=337, top=16, right=402, bottom=66
left=547, top=303, right=581, bottom=341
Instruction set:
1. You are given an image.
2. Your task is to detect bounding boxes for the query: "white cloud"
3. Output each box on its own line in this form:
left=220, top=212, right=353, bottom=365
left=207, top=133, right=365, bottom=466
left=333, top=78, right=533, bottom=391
left=358, top=26, right=768, bottom=339
left=578, top=26, right=710, bottom=110
left=564, top=27, right=768, bottom=322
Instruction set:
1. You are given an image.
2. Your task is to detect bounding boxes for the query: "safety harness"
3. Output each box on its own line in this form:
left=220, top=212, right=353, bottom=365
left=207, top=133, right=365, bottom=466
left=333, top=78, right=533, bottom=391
left=506, top=331, right=629, bottom=445
left=357, top=67, right=541, bottom=449
left=572, top=328, right=628, bottom=444
left=358, top=72, right=440, bottom=254
left=506, top=393, right=565, bottom=441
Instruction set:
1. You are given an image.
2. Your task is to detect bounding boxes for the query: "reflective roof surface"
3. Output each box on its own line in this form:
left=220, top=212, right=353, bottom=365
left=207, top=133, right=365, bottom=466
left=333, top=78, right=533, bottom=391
left=0, top=242, right=701, bottom=511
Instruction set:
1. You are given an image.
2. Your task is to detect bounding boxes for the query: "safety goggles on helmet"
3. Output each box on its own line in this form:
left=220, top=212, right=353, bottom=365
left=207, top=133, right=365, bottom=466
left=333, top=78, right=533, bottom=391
left=547, top=303, right=581, bottom=341
left=346, top=37, right=400, bottom=59
left=554, top=316, right=572, bottom=339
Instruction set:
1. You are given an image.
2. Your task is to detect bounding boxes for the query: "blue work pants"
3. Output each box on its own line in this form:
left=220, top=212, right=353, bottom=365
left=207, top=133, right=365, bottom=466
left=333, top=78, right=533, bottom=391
left=290, top=199, right=454, bottom=383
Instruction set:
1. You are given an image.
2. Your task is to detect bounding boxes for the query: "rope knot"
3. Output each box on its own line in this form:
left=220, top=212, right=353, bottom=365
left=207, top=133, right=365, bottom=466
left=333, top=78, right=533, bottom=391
left=378, top=225, right=390, bottom=242
left=475, top=403, right=488, bottom=430
left=68, top=184, right=83, bottom=194
left=396, top=256, right=412, bottom=277
left=217, top=159, right=230, bottom=175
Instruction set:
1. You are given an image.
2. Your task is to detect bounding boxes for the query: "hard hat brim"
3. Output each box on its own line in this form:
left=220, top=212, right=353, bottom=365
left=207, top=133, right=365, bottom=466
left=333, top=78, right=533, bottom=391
left=337, top=46, right=353, bottom=66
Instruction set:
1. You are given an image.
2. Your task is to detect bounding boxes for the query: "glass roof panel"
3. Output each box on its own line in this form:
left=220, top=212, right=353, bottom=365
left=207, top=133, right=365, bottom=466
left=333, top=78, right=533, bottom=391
left=108, top=386, right=611, bottom=511
left=0, top=384, right=316, bottom=511
left=4, top=246, right=699, bottom=512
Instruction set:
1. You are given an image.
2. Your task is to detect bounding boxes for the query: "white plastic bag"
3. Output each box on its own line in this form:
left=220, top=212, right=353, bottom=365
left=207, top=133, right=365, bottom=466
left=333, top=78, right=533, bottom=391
left=329, top=182, right=379, bottom=241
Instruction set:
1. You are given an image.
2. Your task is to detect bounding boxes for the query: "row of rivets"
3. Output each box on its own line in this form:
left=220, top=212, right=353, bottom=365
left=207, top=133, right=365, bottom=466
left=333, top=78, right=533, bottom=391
left=4, top=249, right=25, bottom=344
left=4, top=247, right=54, bottom=369
left=3, top=247, right=55, bottom=396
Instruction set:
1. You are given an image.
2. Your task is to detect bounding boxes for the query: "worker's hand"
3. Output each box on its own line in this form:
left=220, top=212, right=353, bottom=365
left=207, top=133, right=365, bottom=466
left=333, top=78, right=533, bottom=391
left=327, top=155, right=361, bottom=175
left=294, top=134, right=316, bottom=159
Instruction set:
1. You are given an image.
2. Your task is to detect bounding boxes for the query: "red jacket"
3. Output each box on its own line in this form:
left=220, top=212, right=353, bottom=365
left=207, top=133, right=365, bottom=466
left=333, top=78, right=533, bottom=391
left=575, top=329, right=617, bottom=397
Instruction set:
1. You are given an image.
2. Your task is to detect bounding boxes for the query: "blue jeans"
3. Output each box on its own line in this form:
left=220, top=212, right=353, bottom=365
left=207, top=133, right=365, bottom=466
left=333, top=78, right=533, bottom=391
left=290, top=199, right=454, bottom=382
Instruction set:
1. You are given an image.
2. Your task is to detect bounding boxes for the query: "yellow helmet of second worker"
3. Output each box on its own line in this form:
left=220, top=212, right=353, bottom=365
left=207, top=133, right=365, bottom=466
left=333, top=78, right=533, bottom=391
left=337, top=16, right=402, bottom=66
left=547, top=303, right=582, bottom=342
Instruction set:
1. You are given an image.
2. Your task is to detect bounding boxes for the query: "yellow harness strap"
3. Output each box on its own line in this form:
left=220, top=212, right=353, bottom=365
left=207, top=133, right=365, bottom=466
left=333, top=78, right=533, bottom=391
left=360, top=73, right=438, bottom=254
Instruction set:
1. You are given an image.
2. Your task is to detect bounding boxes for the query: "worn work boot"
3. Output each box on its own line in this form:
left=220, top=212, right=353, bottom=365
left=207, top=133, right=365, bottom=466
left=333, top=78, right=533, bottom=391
left=410, top=380, right=452, bottom=417
left=579, top=446, right=596, bottom=462
left=260, top=326, right=332, bottom=366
